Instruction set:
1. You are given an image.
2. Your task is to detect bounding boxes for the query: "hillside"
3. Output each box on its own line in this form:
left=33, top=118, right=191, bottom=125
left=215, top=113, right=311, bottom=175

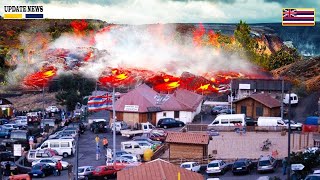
left=272, top=57, right=320, bottom=92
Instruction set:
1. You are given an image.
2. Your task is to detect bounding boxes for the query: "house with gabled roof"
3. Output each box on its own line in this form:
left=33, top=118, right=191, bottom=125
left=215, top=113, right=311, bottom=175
left=233, top=93, right=281, bottom=120
left=111, top=84, right=203, bottom=126
left=117, top=158, right=204, bottom=180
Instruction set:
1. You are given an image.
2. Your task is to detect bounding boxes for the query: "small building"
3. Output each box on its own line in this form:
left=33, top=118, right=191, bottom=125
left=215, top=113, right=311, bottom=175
left=231, top=79, right=291, bottom=101
left=112, top=84, right=203, bottom=126
left=0, top=98, right=14, bottom=118
left=117, top=159, right=203, bottom=180
left=166, top=132, right=209, bottom=161
left=233, top=93, right=281, bottom=120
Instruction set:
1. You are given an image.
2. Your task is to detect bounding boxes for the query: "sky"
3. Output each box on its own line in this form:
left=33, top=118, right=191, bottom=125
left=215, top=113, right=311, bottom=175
left=0, top=0, right=319, bottom=24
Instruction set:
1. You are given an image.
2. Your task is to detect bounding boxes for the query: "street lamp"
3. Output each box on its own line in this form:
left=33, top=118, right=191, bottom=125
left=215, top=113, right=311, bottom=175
left=287, top=90, right=292, bottom=180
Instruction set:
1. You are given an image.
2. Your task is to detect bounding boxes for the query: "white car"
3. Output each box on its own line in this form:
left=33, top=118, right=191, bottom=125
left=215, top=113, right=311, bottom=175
left=283, top=120, right=302, bottom=131
left=31, top=158, right=69, bottom=169
left=3, top=124, right=19, bottom=130
left=180, top=162, right=201, bottom=172
left=120, top=154, right=141, bottom=162
left=46, top=106, right=59, bottom=112
left=206, top=160, right=228, bottom=175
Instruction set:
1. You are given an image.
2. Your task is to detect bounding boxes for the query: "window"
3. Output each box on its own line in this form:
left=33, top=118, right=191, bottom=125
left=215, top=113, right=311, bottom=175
left=241, top=106, right=247, bottom=114
left=124, top=144, right=132, bottom=149
left=51, top=142, right=59, bottom=148
left=256, top=107, right=263, bottom=116
left=133, top=145, right=140, bottom=148
left=41, top=143, right=48, bottom=149
left=163, top=112, right=166, bottom=117
left=143, top=125, right=147, bottom=129
left=61, top=142, right=69, bottom=147
left=174, top=111, right=179, bottom=118
left=221, top=119, right=229, bottom=124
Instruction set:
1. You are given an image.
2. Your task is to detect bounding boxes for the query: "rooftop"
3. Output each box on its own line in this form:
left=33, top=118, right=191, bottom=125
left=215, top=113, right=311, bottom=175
left=166, top=132, right=210, bottom=145
left=234, top=93, right=281, bottom=108
left=117, top=159, right=204, bottom=180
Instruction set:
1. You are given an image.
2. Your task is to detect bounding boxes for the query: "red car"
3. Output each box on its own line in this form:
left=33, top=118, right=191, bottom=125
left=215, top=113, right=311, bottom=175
left=92, top=165, right=122, bottom=179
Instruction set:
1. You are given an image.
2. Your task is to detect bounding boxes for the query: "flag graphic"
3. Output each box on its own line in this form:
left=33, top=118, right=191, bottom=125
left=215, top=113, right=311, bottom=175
left=282, top=8, right=315, bottom=26
left=88, top=94, right=113, bottom=111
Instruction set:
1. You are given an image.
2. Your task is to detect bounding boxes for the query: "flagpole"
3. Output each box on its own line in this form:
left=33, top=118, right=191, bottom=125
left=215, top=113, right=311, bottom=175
left=112, top=86, right=116, bottom=163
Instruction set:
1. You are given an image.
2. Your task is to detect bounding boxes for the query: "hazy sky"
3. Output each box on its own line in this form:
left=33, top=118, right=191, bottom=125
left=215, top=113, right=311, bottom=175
left=1, top=0, right=319, bottom=24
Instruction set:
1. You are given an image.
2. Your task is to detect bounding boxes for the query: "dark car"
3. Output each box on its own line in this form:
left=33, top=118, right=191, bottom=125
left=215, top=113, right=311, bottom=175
left=245, top=117, right=257, bottom=126
left=0, top=119, right=9, bottom=125
left=29, top=163, right=56, bottom=178
left=0, top=151, right=14, bottom=162
left=219, top=108, right=236, bottom=114
left=2, top=130, right=36, bottom=151
left=232, top=159, right=253, bottom=174
left=90, top=120, right=108, bottom=134
left=211, top=106, right=228, bottom=115
left=157, top=118, right=185, bottom=129
left=0, top=126, right=11, bottom=138
left=0, top=161, right=18, bottom=175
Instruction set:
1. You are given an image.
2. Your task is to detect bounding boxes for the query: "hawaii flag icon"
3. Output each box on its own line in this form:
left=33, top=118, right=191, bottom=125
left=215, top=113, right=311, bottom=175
left=282, top=8, right=315, bottom=26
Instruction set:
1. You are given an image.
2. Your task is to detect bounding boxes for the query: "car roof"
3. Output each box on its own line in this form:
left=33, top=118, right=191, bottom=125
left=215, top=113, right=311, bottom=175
left=181, top=162, right=197, bottom=165
left=79, top=166, right=94, bottom=169
left=259, top=156, right=272, bottom=161
left=235, top=159, right=248, bottom=162
left=209, top=160, right=222, bottom=163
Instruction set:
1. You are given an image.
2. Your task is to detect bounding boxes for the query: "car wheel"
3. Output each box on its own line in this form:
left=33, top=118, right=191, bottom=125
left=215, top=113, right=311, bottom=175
left=41, top=173, right=45, bottom=178
left=163, top=125, right=167, bottom=129
left=179, top=124, right=182, bottom=127
left=297, top=127, right=301, bottom=131
left=63, top=152, right=68, bottom=158
left=84, top=176, right=89, bottom=180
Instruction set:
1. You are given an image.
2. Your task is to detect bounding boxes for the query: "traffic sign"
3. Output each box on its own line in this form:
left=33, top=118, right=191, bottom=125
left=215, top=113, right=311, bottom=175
left=13, top=144, right=22, bottom=156
left=291, top=164, right=305, bottom=170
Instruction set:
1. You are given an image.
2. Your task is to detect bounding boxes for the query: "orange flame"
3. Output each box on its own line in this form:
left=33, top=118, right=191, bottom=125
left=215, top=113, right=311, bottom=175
left=197, top=84, right=210, bottom=91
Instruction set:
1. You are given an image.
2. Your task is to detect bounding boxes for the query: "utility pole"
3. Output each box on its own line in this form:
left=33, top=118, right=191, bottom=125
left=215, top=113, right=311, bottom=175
left=42, top=84, right=45, bottom=120
left=230, top=79, right=233, bottom=114
left=281, top=79, right=284, bottom=120
left=287, top=90, right=292, bottom=180
left=112, top=87, right=116, bottom=163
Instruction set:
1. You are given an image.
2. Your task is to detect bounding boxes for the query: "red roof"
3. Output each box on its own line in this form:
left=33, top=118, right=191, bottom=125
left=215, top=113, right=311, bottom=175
left=234, top=93, right=281, bottom=108
left=166, top=132, right=210, bottom=145
left=117, top=159, right=204, bottom=180
left=114, top=84, right=203, bottom=113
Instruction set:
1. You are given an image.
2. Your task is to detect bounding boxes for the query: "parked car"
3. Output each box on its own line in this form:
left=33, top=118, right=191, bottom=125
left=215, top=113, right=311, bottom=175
left=46, top=106, right=59, bottom=112
left=31, top=158, right=69, bottom=169
left=27, top=149, right=63, bottom=162
left=257, top=155, right=277, bottom=173
left=232, top=159, right=253, bottom=174
left=146, top=129, right=167, bottom=142
left=0, top=119, right=9, bottom=125
left=120, top=154, right=141, bottom=162
left=14, top=119, right=28, bottom=129
left=132, top=137, right=162, bottom=145
left=304, top=173, right=320, bottom=180
left=0, top=161, right=18, bottom=175
left=115, top=151, right=131, bottom=157
left=211, top=106, right=228, bottom=115
left=77, top=166, right=94, bottom=180
left=110, top=121, right=129, bottom=134
left=3, top=124, right=19, bottom=130
left=28, top=163, right=56, bottom=178
left=157, top=118, right=185, bottom=129
left=245, top=117, right=257, bottom=126
left=283, top=120, right=303, bottom=131
left=105, top=158, right=142, bottom=167
left=0, top=151, right=14, bottom=162
left=207, top=129, right=219, bottom=137
left=0, top=126, right=11, bottom=138
left=92, top=165, right=122, bottom=179
left=219, top=108, right=235, bottom=114
left=206, top=160, right=229, bottom=175
left=180, top=162, right=201, bottom=172
left=90, top=119, right=108, bottom=134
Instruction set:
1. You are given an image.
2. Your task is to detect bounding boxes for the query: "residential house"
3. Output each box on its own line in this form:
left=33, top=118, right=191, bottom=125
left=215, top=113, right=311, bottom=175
left=233, top=93, right=281, bottom=120
left=117, top=158, right=203, bottom=180
left=0, top=98, right=13, bottom=118
left=111, top=84, right=203, bottom=126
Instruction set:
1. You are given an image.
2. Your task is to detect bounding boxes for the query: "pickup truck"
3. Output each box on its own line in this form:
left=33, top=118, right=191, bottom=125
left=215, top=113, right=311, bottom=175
left=120, top=122, right=155, bottom=138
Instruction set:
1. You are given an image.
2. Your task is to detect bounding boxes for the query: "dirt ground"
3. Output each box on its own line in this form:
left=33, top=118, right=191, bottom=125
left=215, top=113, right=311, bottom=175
left=208, top=131, right=315, bottom=160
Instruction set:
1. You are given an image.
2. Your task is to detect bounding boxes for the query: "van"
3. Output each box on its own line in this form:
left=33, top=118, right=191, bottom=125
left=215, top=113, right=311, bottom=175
left=257, top=117, right=286, bottom=126
left=208, top=114, right=246, bottom=128
left=121, top=141, right=146, bottom=155
left=38, top=139, right=75, bottom=158
left=283, top=93, right=298, bottom=105
left=27, top=149, right=62, bottom=162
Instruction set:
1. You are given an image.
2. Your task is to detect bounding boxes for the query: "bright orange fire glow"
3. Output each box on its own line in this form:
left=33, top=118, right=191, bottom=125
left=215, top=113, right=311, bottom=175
left=197, top=84, right=210, bottom=91
left=23, top=66, right=57, bottom=88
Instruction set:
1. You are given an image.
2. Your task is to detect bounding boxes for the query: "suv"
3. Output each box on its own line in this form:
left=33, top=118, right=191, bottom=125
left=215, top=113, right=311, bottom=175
left=90, top=119, right=108, bottom=134
left=257, top=155, right=277, bottom=173
left=211, top=106, right=228, bottom=115
left=232, top=159, right=253, bottom=174
left=206, top=160, right=229, bottom=175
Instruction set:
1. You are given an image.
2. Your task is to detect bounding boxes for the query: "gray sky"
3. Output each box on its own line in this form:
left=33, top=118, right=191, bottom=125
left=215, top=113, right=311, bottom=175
left=1, top=0, right=319, bottom=24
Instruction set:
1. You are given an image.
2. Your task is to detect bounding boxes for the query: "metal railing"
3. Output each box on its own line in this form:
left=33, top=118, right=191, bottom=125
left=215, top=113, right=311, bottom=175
left=185, top=124, right=287, bottom=132
left=151, top=143, right=169, bottom=160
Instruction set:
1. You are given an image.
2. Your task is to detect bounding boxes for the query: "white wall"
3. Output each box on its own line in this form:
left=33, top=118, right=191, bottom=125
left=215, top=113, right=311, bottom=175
left=156, top=111, right=174, bottom=124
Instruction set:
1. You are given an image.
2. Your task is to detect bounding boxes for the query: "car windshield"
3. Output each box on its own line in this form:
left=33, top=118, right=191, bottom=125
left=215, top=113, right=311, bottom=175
left=208, top=163, right=219, bottom=168
left=259, top=160, right=271, bottom=166
left=95, top=167, right=102, bottom=172
left=234, top=162, right=246, bottom=167
left=78, top=168, right=85, bottom=173
left=10, top=132, right=27, bottom=139
left=32, top=165, right=42, bottom=170
left=181, top=164, right=191, bottom=168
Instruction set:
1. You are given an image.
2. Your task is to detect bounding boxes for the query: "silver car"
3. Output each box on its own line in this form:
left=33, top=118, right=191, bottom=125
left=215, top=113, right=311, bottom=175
left=77, top=166, right=94, bottom=180
left=257, top=155, right=277, bottom=173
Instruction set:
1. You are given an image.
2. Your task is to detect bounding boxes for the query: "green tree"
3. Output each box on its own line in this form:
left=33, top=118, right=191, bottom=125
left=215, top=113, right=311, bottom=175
left=234, top=20, right=254, bottom=51
left=268, top=47, right=300, bottom=70
left=52, top=74, right=95, bottom=111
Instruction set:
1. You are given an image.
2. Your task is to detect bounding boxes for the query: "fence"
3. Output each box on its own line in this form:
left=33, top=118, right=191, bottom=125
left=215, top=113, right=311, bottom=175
left=185, top=124, right=286, bottom=132
left=152, top=143, right=169, bottom=160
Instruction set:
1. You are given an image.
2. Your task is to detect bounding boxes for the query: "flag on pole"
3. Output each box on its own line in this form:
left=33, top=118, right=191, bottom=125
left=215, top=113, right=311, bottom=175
left=282, top=8, right=315, bottom=26
left=88, top=94, right=113, bottom=111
